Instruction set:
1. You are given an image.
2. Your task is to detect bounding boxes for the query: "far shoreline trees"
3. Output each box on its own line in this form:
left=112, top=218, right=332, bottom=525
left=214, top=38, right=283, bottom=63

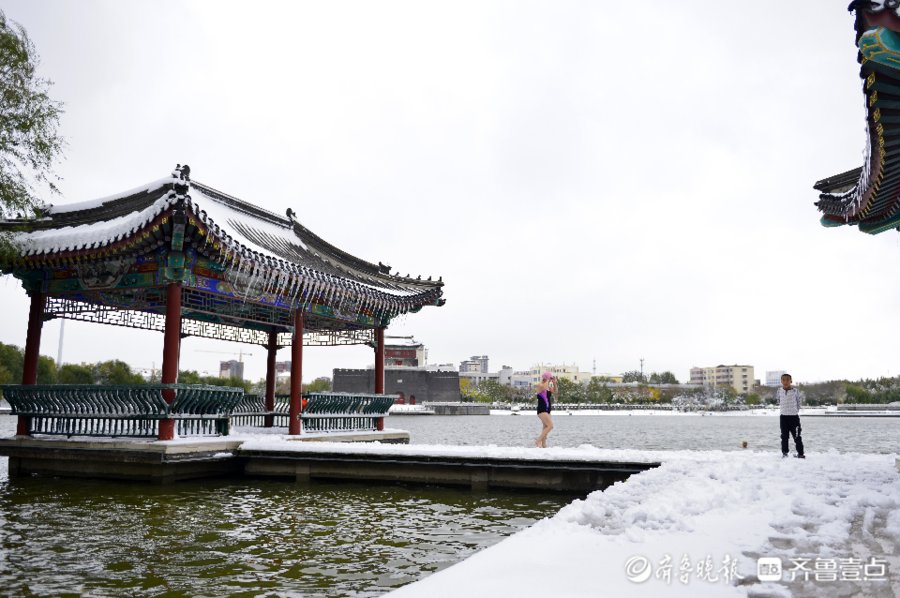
left=0, top=341, right=329, bottom=395
left=1, top=341, right=898, bottom=406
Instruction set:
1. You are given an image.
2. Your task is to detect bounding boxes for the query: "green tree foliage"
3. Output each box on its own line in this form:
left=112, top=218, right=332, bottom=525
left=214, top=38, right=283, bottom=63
left=94, top=360, right=143, bottom=385
left=0, top=341, right=24, bottom=382
left=475, top=379, right=505, bottom=403
left=845, top=384, right=871, bottom=404
left=555, top=377, right=585, bottom=403
left=462, top=379, right=526, bottom=403
left=305, top=377, right=332, bottom=393
left=0, top=10, right=65, bottom=230
left=586, top=377, right=614, bottom=403
left=57, top=363, right=94, bottom=384
left=459, top=377, right=478, bottom=402
left=0, top=342, right=55, bottom=383
left=36, top=354, right=56, bottom=383
left=649, top=371, right=679, bottom=384
left=621, top=370, right=647, bottom=383
left=0, top=362, right=11, bottom=385
left=178, top=369, right=250, bottom=392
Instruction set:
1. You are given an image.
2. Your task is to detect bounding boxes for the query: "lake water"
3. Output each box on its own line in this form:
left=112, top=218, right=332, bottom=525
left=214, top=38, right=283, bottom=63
left=395, top=411, right=900, bottom=454
left=0, top=412, right=896, bottom=596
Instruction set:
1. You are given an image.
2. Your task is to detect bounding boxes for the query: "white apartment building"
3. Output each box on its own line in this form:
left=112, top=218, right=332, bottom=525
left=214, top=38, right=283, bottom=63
left=530, top=363, right=593, bottom=385
left=459, top=355, right=489, bottom=373
left=509, top=370, right=534, bottom=389
left=765, top=370, right=787, bottom=386
left=459, top=370, right=500, bottom=385
left=689, top=364, right=755, bottom=394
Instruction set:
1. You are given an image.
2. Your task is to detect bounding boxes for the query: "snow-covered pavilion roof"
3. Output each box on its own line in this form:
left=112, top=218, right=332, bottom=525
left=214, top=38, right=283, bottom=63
left=0, top=166, right=444, bottom=320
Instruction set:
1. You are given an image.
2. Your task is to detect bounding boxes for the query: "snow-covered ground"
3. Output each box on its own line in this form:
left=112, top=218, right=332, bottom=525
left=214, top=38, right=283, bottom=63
left=228, top=436, right=900, bottom=596
left=382, top=447, right=900, bottom=598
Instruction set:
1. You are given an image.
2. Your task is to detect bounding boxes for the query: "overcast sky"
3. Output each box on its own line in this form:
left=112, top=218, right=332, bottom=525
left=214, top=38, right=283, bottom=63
left=1, top=1, right=898, bottom=385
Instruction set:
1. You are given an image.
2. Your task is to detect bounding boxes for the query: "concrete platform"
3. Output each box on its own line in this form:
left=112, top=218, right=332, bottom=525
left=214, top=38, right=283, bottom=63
left=423, top=403, right=490, bottom=415
left=0, top=436, right=244, bottom=482
left=240, top=446, right=659, bottom=492
left=0, top=432, right=658, bottom=491
left=0, top=429, right=410, bottom=483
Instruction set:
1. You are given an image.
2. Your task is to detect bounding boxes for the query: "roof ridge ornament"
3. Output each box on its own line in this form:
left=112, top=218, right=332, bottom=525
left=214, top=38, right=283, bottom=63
left=173, top=164, right=191, bottom=182
left=172, top=164, right=191, bottom=195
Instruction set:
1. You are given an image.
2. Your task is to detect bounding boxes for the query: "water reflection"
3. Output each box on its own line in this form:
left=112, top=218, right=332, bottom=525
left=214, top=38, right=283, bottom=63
left=0, top=474, right=570, bottom=597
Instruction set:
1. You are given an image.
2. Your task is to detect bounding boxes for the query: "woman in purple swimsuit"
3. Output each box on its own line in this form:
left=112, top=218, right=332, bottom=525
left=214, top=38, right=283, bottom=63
left=535, top=371, right=557, bottom=448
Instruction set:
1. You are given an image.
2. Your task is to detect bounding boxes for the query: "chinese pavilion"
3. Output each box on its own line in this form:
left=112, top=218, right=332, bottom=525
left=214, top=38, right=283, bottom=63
left=814, top=2, right=900, bottom=234
left=0, top=165, right=445, bottom=438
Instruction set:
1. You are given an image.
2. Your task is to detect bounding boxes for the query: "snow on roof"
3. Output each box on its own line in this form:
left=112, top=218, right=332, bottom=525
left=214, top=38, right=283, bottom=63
left=4, top=169, right=442, bottom=310
left=186, top=186, right=427, bottom=298
left=384, top=336, right=423, bottom=347
left=47, top=177, right=174, bottom=215
left=18, top=191, right=175, bottom=256
left=188, top=184, right=308, bottom=255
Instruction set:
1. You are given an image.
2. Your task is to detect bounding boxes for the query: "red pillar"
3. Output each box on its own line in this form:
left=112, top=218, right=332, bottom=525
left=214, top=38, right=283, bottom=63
left=374, top=327, right=385, bottom=431
left=288, top=310, right=304, bottom=435
left=17, top=291, right=45, bottom=435
left=159, top=282, right=182, bottom=440
left=374, top=327, right=385, bottom=393
left=264, top=330, right=278, bottom=427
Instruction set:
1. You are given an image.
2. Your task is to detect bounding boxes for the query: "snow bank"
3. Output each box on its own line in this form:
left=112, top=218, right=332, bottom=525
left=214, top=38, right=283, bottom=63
left=388, top=449, right=900, bottom=598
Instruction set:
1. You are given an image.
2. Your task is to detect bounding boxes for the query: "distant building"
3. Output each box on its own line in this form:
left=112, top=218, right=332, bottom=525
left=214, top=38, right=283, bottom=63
left=689, top=364, right=755, bottom=394
left=384, top=336, right=427, bottom=368
left=459, top=355, right=489, bottom=374
left=333, top=368, right=461, bottom=402
left=220, top=359, right=244, bottom=380
left=530, top=363, right=593, bottom=385
left=765, top=370, right=787, bottom=386
left=459, top=370, right=499, bottom=385
left=274, top=361, right=291, bottom=381
left=509, top=370, right=533, bottom=389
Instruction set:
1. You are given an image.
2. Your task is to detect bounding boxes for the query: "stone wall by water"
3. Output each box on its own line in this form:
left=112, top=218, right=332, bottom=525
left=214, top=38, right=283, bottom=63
left=333, top=368, right=461, bottom=403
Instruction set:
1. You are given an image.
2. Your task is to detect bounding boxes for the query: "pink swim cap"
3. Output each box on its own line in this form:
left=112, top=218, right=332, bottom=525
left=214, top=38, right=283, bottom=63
left=542, top=371, right=553, bottom=380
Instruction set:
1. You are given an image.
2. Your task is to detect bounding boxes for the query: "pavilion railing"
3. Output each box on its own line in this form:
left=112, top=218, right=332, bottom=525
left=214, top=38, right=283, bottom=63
left=301, top=393, right=394, bottom=433
left=0, top=384, right=245, bottom=438
left=230, top=394, right=290, bottom=427
left=1, top=386, right=394, bottom=437
left=231, top=392, right=394, bottom=433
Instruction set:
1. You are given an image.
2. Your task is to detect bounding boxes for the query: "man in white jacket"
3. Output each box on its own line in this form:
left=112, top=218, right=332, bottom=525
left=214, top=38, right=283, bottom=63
left=775, top=373, right=805, bottom=458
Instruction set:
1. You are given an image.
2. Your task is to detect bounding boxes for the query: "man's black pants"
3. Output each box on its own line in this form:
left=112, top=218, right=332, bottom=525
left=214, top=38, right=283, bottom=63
left=780, top=415, right=804, bottom=456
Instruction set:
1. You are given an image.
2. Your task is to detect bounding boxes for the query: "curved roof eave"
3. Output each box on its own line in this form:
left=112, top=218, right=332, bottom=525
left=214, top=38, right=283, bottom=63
left=0, top=168, right=444, bottom=306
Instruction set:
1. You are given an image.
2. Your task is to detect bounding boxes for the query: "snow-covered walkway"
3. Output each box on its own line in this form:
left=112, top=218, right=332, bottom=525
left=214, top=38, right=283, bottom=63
left=387, top=448, right=900, bottom=598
